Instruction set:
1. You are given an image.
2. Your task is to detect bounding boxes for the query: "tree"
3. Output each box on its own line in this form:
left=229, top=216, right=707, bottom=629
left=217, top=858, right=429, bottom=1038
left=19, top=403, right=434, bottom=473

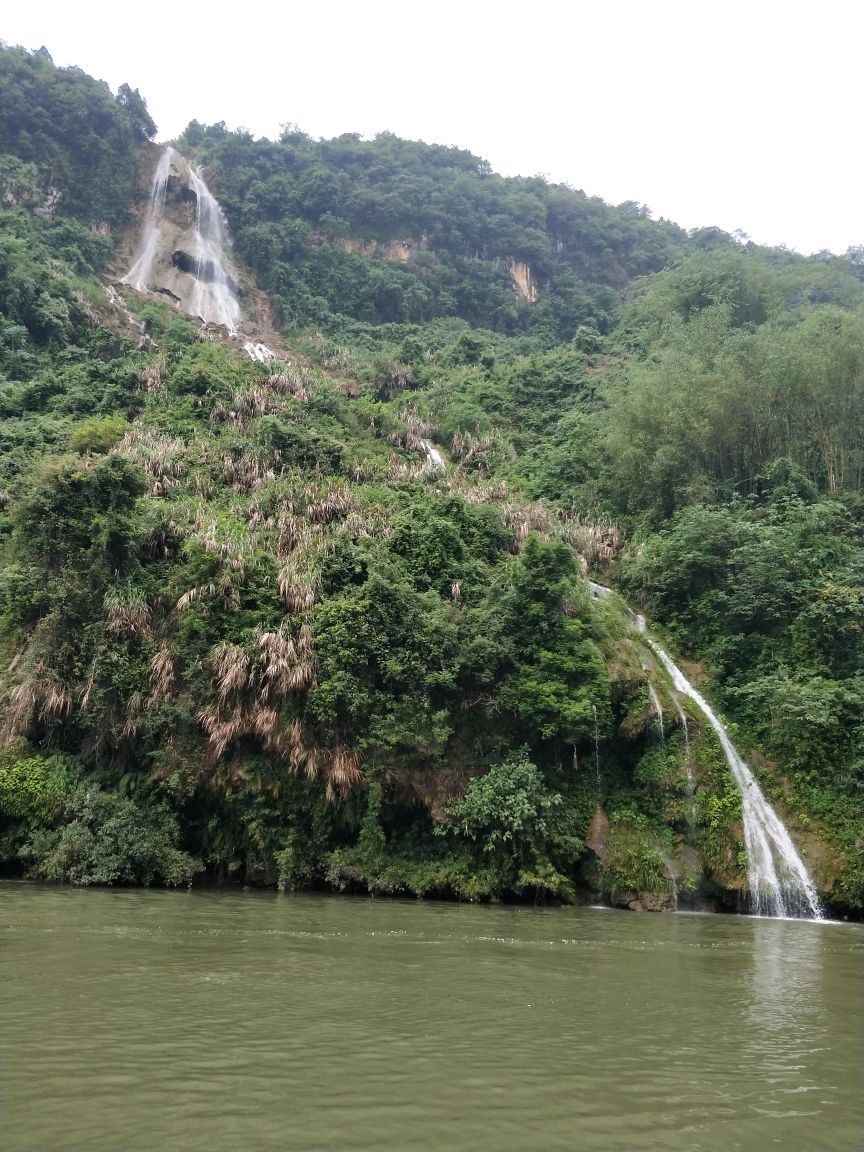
left=115, top=83, right=157, bottom=140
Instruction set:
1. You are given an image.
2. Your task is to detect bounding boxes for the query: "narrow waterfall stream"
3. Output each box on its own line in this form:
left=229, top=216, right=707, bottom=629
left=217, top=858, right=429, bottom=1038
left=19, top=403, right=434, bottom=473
left=647, top=682, right=665, bottom=742
left=588, top=581, right=822, bottom=919
left=645, top=635, right=822, bottom=919
left=123, top=146, right=174, bottom=293
left=420, top=439, right=445, bottom=470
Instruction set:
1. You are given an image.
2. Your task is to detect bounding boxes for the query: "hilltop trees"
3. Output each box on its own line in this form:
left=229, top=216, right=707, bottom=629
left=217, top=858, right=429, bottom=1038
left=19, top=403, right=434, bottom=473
left=0, top=46, right=152, bottom=224
left=177, top=122, right=691, bottom=340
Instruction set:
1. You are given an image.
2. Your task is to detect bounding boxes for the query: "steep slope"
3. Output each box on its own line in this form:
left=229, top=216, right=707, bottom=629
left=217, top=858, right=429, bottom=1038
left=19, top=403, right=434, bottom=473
left=1, top=45, right=862, bottom=914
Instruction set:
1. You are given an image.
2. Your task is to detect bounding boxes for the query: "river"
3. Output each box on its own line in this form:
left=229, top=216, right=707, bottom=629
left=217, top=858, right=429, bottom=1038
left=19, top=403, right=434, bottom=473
left=2, top=885, right=861, bottom=1151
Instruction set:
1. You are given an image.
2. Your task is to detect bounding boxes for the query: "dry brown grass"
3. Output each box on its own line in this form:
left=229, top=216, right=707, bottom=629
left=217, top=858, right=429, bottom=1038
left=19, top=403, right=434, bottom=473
left=197, top=624, right=319, bottom=762
left=176, top=573, right=239, bottom=612
left=258, top=626, right=316, bottom=698
left=188, top=615, right=359, bottom=799
left=122, top=692, right=144, bottom=739
left=120, top=430, right=185, bottom=496
left=277, top=561, right=319, bottom=612
left=337, top=508, right=391, bottom=541
left=145, top=519, right=186, bottom=561
left=385, top=456, right=426, bottom=482
left=211, top=641, right=251, bottom=703
left=2, top=667, right=72, bottom=742
left=267, top=368, right=311, bottom=403
left=222, top=452, right=277, bottom=493
left=557, top=517, right=623, bottom=568
left=304, top=482, right=356, bottom=525
left=325, top=746, right=363, bottom=802
left=2, top=679, right=40, bottom=741
left=449, top=430, right=512, bottom=472
left=138, top=352, right=167, bottom=394
left=148, top=643, right=177, bottom=702
left=104, top=589, right=152, bottom=638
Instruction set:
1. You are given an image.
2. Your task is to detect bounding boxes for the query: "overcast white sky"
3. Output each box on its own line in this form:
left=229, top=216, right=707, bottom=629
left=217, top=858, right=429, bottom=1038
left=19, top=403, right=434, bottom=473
left=4, top=1, right=861, bottom=254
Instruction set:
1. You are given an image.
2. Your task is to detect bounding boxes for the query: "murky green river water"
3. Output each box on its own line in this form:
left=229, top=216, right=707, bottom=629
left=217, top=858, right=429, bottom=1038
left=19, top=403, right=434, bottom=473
left=1, top=884, right=861, bottom=1151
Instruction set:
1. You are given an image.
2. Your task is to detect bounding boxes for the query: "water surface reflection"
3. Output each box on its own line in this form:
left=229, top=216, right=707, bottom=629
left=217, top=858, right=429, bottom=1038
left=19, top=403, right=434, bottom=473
left=2, top=887, right=861, bottom=1151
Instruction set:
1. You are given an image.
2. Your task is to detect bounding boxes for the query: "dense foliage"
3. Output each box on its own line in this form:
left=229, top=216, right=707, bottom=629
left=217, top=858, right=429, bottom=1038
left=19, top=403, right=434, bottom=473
left=178, top=121, right=696, bottom=342
left=0, top=45, right=156, bottom=228
left=1, top=45, right=862, bottom=912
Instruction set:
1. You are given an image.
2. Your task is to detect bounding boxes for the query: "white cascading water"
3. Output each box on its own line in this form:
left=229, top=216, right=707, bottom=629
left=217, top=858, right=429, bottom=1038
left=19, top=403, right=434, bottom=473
left=645, top=634, right=822, bottom=920
left=184, top=165, right=241, bottom=331
left=647, top=682, right=665, bottom=742
left=421, top=439, right=445, bottom=470
left=123, top=147, right=241, bottom=332
left=123, top=147, right=174, bottom=293
left=244, top=342, right=275, bottom=363
left=588, top=580, right=822, bottom=919
left=674, top=699, right=693, bottom=786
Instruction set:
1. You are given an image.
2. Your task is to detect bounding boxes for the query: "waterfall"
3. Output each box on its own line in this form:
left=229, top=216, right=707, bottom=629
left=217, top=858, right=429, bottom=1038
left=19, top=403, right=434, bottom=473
left=674, top=699, right=695, bottom=793
left=184, top=166, right=241, bottom=331
left=588, top=580, right=613, bottom=601
left=674, top=698, right=696, bottom=828
left=592, top=704, right=601, bottom=795
left=421, top=439, right=445, bottom=470
left=586, top=578, right=822, bottom=919
left=244, top=341, right=276, bottom=363
left=675, top=702, right=691, bottom=769
left=123, top=147, right=174, bottom=293
left=123, top=147, right=241, bottom=332
left=645, top=634, right=822, bottom=920
left=647, top=682, right=665, bottom=742
left=655, top=846, right=679, bottom=911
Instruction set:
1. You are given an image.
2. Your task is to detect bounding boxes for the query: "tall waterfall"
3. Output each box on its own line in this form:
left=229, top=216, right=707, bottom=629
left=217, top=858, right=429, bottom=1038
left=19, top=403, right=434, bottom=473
left=588, top=581, right=822, bottom=919
left=183, top=165, right=241, bottom=331
left=123, top=147, right=241, bottom=332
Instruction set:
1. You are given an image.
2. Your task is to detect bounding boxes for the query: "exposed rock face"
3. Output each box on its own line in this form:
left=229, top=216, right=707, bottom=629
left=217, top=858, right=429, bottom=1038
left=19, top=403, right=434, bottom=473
left=585, top=803, right=610, bottom=860
left=509, top=259, right=539, bottom=302
left=338, top=236, right=426, bottom=262
left=33, top=186, right=62, bottom=220
left=335, top=238, right=538, bottom=303
left=609, top=891, right=675, bottom=912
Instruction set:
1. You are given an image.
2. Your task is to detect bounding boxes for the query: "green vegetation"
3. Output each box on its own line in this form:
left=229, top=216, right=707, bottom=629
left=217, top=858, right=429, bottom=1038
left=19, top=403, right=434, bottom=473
left=179, top=120, right=691, bottom=342
left=0, top=45, right=155, bottom=226
left=1, top=44, right=861, bottom=912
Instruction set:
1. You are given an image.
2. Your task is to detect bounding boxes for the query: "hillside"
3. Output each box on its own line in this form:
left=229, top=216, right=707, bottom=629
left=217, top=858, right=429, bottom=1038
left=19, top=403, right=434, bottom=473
left=1, top=44, right=862, bottom=914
